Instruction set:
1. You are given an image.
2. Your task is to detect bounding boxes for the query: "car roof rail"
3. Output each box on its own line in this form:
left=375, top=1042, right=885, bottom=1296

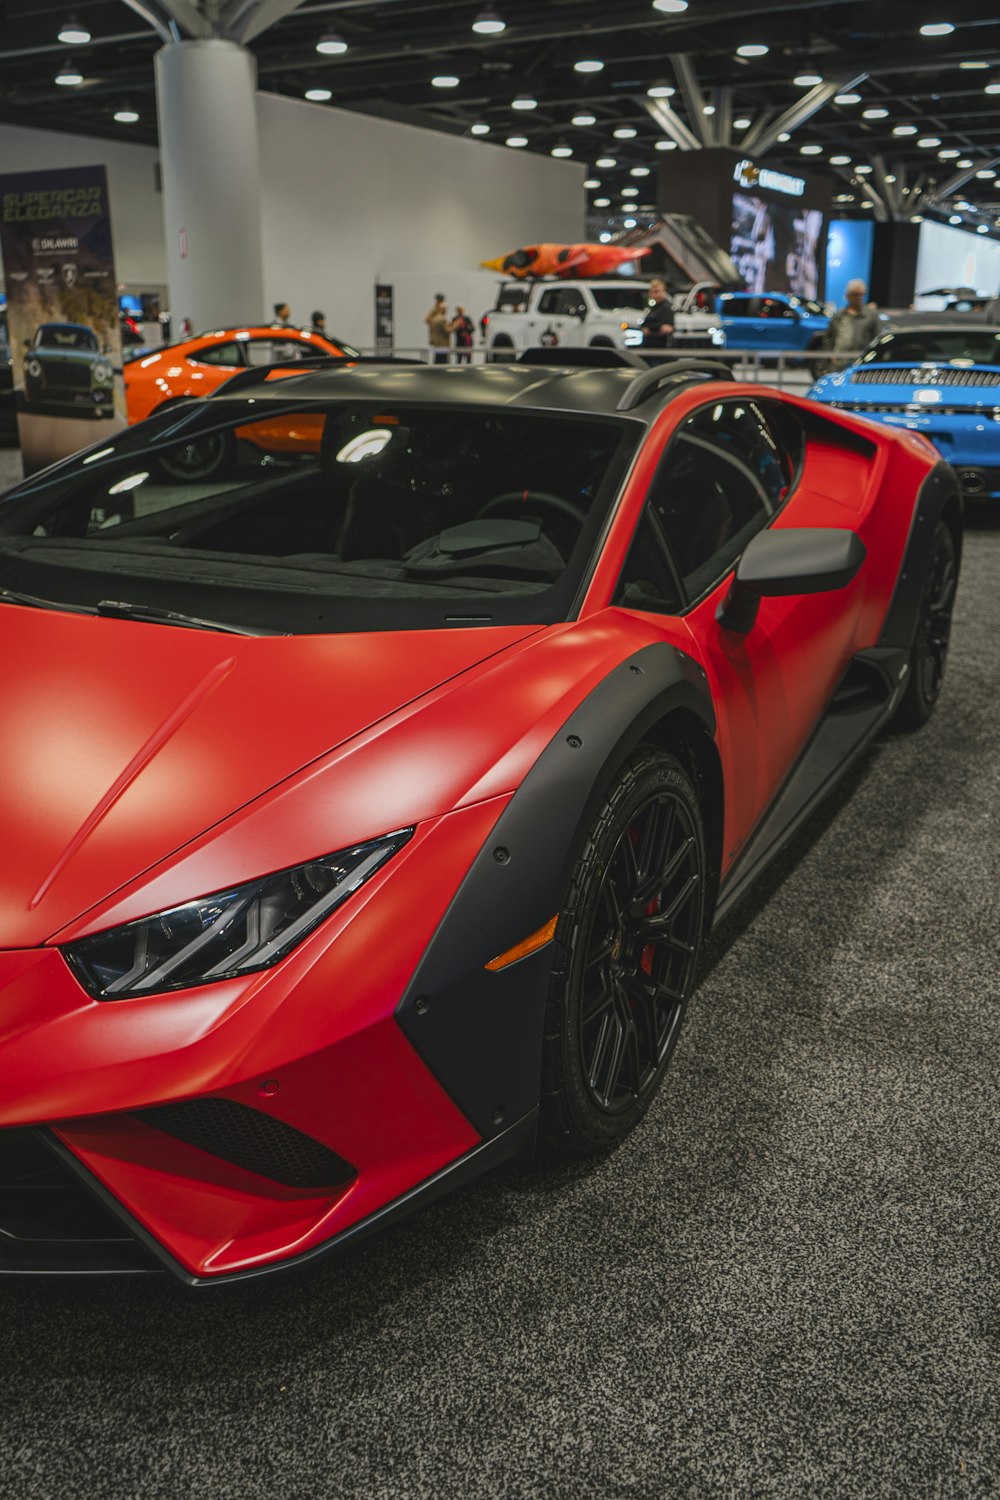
left=615, top=357, right=735, bottom=412
left=210, top=355, right=351, bottom=396
left=516, top=345, right=647, bottom=369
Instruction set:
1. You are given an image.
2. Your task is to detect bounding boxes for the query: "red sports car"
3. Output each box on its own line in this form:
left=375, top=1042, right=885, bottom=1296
left=0, top=356, right=960, bottom=1284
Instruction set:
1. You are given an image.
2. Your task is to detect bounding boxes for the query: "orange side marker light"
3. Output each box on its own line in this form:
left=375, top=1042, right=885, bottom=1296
left=485, top=914, right=559, bottom=972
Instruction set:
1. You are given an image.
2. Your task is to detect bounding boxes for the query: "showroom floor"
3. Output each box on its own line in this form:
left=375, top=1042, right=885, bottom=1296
left=0, top=445, right=997, bottom=1500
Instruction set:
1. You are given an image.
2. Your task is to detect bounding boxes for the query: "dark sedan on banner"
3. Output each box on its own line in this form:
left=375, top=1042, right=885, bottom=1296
left=0, top=353, right=961, bottom=1283
left=22, top=321, right=116, bottom=418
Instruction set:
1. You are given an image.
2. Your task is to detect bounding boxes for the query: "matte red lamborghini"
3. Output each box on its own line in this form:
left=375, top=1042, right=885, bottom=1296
left=0, top=353, right=960, bottom=1283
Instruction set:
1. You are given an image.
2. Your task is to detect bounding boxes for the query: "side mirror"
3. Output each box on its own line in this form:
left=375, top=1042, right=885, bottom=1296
left=717, top=527, right=866, bottom=633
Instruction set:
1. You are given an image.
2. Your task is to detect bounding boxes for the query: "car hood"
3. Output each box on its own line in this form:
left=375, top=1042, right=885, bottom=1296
left=0, top=605, right=539, bottom=945
left=31, top=348, right=102, bottom=365
left=811, top=363, right=1000, bottom=406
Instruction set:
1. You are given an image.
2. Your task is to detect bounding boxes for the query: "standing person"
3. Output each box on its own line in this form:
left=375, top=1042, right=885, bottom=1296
left=450, top=305, right=474, bottom=364
left=272, top=302, right=292, bottom=328
left=425, top=293, right=450, bottom=364
left=825, top=279, right=881, bottom=363
left=311, top=310, right=326, bottom=334
left=640, top=279, right=675, bottom=349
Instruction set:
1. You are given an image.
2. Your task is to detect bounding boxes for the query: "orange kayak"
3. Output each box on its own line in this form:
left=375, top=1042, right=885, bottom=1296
left=481, top=243, right=650, bottom=279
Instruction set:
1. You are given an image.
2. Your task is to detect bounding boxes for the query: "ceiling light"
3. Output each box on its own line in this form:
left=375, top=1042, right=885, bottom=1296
left=920, top=22, right=955, bottom=36
left=794, top=73, right=823, bottom=86
left=938, top=148, right=960, bottom=158
left=613, top=126, right=637, bottom=138
left=573, top=112, right=597, bottom=125
left=316, top=31, right=347, bottom=54
left=599, top=232, right=612, bottom=243
left=655, top=139, right=677, bottom=150
left=855, top=164, right=873, bottom=174
left=512, top=94, right=537, bottom=109
left=652, top=0, right=688, bottom=12
left=505, top=135, right=527, bottom=146
left=777, top=132, right=791, bottom=142
left=834, top=193, right=854, bottom=203
left=986, top=82, right=1000, bottom=94
left=737, top=44, right=769, bottom=58
left=863, top=107, right=889, bottom=119
left=470, top=121, right=490, bottom=135
left=433, top=75, right=460, bottom=87
left=647, top=85, right=676, bottom=98
left=623, top=217, right=638, bottom=228
left=834, top=93, right=861, bottom=104
left=472, top=7, right=506, bottom=33
left=584, top=178, right=600, bottom=188
left=58, top=18, right=90, bottom=44
left=622, top=187, right=639, bottom=196
left=114, top=107, right=139, bottom=123
left=976, top=168, right=997, bottom=178
left=960, top=61, right=988, bottom=68
left=829, top=154, right=852, bottom=165
left=949, top=213, right=962, bottom=223
left=918, top=137, right=942, bottom=147
left=304, top=88, right=332, bottom=101
left=977, top=224, right=989, bottom=234
left=596, top=156, right=617, bottom=168
left=910, top=214, right=924, bottom=222
left=703, top=104, right=716, bottom=115
left=799, top=144, right=822, bottom=154
left=551, top=145, right=573, bottom=157
left=55, top=63, right=83, bottom=85
left=893, top=124, right=917, bottom=135
left=860, top=201, right=873, bottom=209
left=594, top=197, right=611, bottom=207
left=630, top=165, right=651, bottom=176
left=885, top=174, right=897, bottom=183
left=734, top=116, right=752, bottom=129
left=574, top=59, right=604, bottom=73
left=957, top=158, right=973, bottom=167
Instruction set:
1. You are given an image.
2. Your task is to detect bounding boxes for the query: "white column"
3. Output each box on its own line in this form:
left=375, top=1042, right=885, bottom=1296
left=155, top=39, right=264, bottom=332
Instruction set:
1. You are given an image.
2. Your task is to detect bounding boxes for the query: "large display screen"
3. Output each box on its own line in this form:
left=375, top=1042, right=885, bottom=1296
left=825, top=219, right=875, bottom=309
left=730, top=192, right=825, bottom=299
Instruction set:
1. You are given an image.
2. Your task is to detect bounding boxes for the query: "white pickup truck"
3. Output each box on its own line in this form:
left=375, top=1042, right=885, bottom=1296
left=482, top=279, right=725, bottom=358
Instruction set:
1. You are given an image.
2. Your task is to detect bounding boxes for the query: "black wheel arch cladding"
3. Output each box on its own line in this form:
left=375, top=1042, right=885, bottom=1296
left=879, top=460, right=963, bottom=652
left=395, top=641, right=717, bottom=1140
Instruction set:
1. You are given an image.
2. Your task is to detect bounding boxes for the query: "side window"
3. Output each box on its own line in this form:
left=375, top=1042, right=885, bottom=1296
left=649, top=400, right=791, bottom=601
left=190, top=342, right=242, bottom=367
left=556, top=290, right=586, bottom=318
left=723, top=297, right=749, bottom=317
left=245, top=337, right=309, bottom=365
left=537, top=290, right=561, bottom=315
left=612, top=513, right=684, bottom=615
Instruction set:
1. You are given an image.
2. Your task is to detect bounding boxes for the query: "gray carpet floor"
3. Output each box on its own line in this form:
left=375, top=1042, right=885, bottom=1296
left=0, top=442, right=997, bottom=1498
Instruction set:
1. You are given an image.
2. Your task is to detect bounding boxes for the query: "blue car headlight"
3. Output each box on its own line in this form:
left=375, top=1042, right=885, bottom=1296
left=63, top=829, right=413, bottom=999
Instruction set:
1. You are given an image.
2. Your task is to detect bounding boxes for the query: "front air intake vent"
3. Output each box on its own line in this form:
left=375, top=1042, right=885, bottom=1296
left=137, top=1099, right=356, bottom=1190
left=851, top=367, right=1000, bottom=387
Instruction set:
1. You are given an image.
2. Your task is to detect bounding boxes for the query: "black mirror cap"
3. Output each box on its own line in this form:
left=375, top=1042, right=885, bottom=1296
left=717, top=527, right=866, bottom=633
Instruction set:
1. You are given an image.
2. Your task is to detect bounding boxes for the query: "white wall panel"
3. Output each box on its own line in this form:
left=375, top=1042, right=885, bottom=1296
left=257, top=92, right=585, bottom=349
left=0, top=122, right=165, bottom=287
left=914, top=220, right=1000, bottom=305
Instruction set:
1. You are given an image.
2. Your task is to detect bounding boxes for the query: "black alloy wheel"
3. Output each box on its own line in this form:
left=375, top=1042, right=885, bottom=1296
left=894, top=519, right=958, bottom=730
left=156, top=430, right=233, bottom=483
left=540, top=747, right=706, bottom=1156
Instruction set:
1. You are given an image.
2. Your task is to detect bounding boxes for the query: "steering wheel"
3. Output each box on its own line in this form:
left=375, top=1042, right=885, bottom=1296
left=477, top=489, right=587, bottom=530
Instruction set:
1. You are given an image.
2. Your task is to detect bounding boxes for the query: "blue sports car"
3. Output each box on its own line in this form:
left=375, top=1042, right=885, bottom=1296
left=717, top=292, right=829, bottom=353
left=809, top=323, right=1000, bottom=502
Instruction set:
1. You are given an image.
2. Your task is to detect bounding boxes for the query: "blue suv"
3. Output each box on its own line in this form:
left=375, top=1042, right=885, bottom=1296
left=718, top=292, right=829, bottom=352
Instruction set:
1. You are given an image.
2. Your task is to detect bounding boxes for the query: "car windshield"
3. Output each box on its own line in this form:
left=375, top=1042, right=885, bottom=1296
left=590, top=288, right=651, bottom=311
left=0, top=395, right=638, bottom=635
left=859, top=330, right=1000, bottom=367
left=36, top=326, right=98, bottom=351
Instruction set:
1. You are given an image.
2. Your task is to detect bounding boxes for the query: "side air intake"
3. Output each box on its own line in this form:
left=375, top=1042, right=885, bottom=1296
left=137, top=1099, right=356, bottom=1190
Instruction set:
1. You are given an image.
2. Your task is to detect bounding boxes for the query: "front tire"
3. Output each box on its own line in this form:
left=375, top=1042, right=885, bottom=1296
left=893, top=519, right=958, bottom=730
left=540, top=747, right=705, bottom=1156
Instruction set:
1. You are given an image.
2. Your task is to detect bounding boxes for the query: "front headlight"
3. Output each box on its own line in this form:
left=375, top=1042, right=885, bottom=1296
left=64, top=829, right=413, bottom=999
left=709, top=326, right=726, bottom=347
left=93, top=360, right=114, bottom=384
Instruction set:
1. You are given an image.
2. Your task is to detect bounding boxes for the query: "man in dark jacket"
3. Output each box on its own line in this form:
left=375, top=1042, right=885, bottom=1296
left=641, top=279, right=675, bottom=348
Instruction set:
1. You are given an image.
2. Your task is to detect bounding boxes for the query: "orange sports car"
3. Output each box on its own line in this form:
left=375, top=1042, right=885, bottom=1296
left=124, top=325, right=357, bottom=425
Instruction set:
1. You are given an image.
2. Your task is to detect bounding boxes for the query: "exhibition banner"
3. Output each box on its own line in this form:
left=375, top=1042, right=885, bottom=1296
left=0, top=164, right=126, bottom=475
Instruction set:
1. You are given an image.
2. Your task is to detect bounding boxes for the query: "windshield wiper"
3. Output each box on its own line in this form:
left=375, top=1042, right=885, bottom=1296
left=0, top=587, right=97, bottom=616
left=96, top=599, right=277, bottom=636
